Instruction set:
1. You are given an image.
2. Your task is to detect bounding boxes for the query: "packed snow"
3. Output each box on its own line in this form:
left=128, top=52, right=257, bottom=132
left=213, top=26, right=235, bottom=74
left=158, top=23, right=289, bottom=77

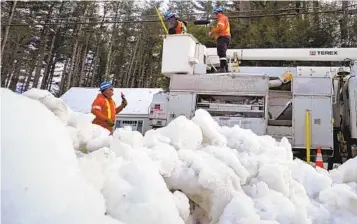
left=2, top=87, right=357, bottom=224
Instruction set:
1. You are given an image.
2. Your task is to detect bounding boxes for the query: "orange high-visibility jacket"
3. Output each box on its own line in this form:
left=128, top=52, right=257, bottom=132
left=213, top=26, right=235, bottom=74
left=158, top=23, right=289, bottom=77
left=91, top=93, right=116, bottom=132
left=176, top=21, right=186, bottom=34
left=211, top=14, right=231, bottom=40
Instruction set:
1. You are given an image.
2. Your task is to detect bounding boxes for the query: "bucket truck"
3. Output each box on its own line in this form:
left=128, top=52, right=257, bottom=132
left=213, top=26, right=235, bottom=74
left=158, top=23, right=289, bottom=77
left=149, top=34, right=357, bottom=169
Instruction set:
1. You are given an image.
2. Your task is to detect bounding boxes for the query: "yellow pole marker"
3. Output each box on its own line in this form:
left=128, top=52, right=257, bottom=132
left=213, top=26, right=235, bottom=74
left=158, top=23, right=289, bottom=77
left=154, top=5, right=168, bottom=35
left=305, top=109, right=311, bottom=164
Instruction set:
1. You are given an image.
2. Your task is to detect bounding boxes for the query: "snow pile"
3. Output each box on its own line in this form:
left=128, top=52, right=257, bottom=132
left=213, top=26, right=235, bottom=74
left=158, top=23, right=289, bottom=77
left=1, top=88, right=122, bottom=224
left=113, top=109, right=357, bottom=224
left=93, top=129, right=185, bottom=224
left=3, top=88, right=187, bottom=224
left=22, top=88, right=111, bottom=153
left=3, top=88, right=357, bottom=224
left=141, top=111, right=298, bottom=223
left=22, top=88, right=71, bottom=124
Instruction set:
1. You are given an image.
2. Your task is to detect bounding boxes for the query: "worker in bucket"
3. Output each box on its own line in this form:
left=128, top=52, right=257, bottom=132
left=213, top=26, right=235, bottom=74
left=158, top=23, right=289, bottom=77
left=164, top=11, right=187, bottom=34
left=209, top=6, right=231, bottom=72
left=91, top=81, right=128, bottom=134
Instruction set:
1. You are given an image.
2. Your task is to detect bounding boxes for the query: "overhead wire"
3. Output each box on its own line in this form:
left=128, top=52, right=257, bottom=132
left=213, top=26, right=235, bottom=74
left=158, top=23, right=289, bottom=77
left=4, top=4, right=357, bottom=23
left=0, top=6, right=334, bottom=21
left=3, top=8, right=353, bottom=27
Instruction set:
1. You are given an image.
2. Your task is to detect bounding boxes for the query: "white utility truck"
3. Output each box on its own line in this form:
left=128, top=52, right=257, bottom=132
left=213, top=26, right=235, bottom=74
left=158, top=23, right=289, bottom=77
left=149, top=34, right=357, bottom=169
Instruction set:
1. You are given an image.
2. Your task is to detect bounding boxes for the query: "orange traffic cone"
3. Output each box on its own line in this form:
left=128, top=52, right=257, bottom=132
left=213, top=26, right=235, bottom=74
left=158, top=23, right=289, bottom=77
left=315, top=147, right=324, bottom=168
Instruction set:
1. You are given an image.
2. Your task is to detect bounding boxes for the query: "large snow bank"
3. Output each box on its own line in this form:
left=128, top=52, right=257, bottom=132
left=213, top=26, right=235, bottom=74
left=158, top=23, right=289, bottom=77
left=22, top=88, right=111, bottom=153
left=2, top=88, right=357, bottom=224
left=1, top=88, right=122, bottom=224
left=133, top=109, right=357, bottom=224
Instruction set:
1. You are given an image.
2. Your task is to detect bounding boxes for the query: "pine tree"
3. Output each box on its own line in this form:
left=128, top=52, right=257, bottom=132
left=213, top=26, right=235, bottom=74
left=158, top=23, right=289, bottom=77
left=1, top=0, right=356, bottom=94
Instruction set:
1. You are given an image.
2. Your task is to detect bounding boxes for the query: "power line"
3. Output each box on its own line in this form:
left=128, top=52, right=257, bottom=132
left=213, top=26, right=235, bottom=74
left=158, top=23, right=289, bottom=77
left=3, top=5, right=354, bottom=22
left=3, top=9, right=353, bottom=27
left=0, top=6, right=329, bottom=21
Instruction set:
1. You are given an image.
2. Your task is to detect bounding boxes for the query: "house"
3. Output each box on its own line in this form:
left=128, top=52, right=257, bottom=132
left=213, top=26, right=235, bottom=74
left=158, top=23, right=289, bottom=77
left=60, top=87, right=163, bottom=134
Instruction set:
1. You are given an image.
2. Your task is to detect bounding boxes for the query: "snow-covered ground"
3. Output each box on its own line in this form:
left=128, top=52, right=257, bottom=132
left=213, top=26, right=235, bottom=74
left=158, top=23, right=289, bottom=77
left=2, top=87, right=357, bottom=224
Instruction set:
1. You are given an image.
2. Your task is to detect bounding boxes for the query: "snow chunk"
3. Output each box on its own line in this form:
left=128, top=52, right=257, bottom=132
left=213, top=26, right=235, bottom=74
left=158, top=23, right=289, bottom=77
left=112, top=126, right=144, bottom=149
left=145, top=143, right=182, bottom=177
left=23, top=88, right=111, bottom=153
left=159, top=115, right=203, bottom=150
left=23, top=88, right=71, bottom=125
left=173, top=191, right=190, bottom=222
left=165, top=149, right=243, bottom=224
left=143, top=128, right=172, bottom=147
left=200, top=145, right=249, bottom=185
left=257, top=163, right=292, bottom=197
left=319, top=184, right=357, bottom=214
left=78, top=147, right=117, bottom=191
left=289, top=159, right=332, bottom=198
left=329, top=157, right=357, bottom=184
left=219, top=192, right=262, bottom=224
left=192, top=109, right=227, bottom=146
left=100, top=134, right=185, bottom=224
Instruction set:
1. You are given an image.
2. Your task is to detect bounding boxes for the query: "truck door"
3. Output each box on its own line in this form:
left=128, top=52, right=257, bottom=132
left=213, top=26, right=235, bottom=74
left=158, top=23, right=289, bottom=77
left=292, top=76, right=334, bottom=150
left=167, top=92, right=196, bottom=123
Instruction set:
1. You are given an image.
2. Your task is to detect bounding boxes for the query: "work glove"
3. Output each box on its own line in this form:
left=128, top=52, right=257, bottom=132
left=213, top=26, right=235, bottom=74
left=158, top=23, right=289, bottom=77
left=121, top=99, right=128, bottom=108
left=106, top=119, right=115, bottom=127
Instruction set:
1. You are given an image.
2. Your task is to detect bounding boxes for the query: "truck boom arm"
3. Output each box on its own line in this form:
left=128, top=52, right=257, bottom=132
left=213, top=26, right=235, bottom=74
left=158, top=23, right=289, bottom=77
left=206, top=48, right=357, bottom=62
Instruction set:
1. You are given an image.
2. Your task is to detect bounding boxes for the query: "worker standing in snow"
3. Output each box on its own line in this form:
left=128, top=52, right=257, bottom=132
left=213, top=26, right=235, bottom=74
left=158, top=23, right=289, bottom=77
left=91, top=81, right=128, bottom=134
left=164, top=11, right=187, bottom=35
left=209, top=6, right=231, bottom=72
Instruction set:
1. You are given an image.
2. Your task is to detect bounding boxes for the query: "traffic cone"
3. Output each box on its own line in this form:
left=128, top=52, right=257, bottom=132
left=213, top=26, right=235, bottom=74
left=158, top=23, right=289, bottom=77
left=315, top=147, right=324, bottom=168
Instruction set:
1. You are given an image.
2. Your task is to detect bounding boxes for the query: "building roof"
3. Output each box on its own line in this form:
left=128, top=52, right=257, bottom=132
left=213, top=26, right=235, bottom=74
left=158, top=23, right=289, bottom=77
left=60, top=87, right=163, bottom=115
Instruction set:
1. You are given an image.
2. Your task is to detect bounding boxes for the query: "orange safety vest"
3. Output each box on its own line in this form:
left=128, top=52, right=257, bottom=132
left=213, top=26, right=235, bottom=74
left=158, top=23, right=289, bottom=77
left=91, top=93, right=116, bottom=132
left=175, top=21, right=186, bottom=34
left=211, top=13, right=231, bottom=40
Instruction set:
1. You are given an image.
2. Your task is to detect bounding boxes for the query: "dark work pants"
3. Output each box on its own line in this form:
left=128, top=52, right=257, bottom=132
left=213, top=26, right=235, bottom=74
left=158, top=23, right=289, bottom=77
left=216, top=36, right=230, bottom=71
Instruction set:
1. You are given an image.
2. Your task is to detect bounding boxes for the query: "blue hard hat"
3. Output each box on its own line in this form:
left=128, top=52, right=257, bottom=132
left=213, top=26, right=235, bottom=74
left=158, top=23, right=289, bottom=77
left=164, top=11, right=175, bottom=20
left=213, top=6, right=223, bottom=13
left=99, top=81, right=113, bottom=92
